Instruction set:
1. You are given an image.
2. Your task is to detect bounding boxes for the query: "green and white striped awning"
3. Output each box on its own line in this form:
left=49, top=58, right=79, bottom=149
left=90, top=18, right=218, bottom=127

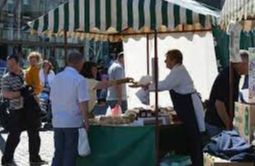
left=28, top=0, right=219, bottom=36
left=221, top=0, right=255, bottom=27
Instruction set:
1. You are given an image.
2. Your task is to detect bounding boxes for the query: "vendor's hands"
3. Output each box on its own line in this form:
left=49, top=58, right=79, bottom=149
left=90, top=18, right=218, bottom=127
left=141, top=84, right=150, bottom=90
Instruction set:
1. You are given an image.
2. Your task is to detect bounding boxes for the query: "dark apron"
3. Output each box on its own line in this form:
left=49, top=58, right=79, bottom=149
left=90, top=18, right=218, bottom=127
left=170, top=90, right=203, bottom=166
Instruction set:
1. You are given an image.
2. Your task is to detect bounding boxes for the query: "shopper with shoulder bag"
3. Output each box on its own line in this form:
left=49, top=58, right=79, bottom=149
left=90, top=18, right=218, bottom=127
left=1, top=55, right=47, bottom=165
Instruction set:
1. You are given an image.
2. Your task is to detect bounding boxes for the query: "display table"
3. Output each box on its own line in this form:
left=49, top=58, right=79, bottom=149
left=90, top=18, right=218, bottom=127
left=77, top=124, right=187, bottom=166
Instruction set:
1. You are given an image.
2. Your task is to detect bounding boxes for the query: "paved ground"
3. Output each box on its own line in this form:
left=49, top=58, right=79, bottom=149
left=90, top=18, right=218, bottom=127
left=0, top=127, right=54, bottom=166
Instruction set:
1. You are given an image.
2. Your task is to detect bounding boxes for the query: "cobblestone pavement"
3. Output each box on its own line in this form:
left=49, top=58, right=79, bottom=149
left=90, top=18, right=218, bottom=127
left=0, top=127, right=54, bottom=166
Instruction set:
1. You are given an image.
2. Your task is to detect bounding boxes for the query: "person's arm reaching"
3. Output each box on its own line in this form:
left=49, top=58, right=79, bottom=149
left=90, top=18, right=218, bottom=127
left=215, top=99, right=232, bottom=130
left=93, top=77, right=133, bottom=90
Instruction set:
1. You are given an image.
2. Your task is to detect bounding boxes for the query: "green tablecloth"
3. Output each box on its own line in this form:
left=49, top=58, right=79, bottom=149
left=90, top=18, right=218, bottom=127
left=77, top=126, right=155, bottom=166
left=77, top=124, right=186, bottom=166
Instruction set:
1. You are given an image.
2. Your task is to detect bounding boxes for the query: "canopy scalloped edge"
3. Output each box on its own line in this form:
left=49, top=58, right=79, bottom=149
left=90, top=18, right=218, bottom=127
left=30, top=23, right=212, bottom=42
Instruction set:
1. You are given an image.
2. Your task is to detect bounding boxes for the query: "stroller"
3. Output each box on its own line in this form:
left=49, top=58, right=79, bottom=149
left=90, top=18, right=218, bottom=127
left=39, top=85, right=52, bottom=129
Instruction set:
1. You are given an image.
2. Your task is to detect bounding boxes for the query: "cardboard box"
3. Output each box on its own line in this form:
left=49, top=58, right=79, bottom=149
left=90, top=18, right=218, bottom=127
left=248, top=47, right=255, bottom=103
left=204, top=153, right=254, bottom=166
left=234, top=102, right=255, bottom=143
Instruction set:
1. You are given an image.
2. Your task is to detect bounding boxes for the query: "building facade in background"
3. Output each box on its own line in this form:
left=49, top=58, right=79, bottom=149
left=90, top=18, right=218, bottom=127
left=0, top=0, right=85, bottom=71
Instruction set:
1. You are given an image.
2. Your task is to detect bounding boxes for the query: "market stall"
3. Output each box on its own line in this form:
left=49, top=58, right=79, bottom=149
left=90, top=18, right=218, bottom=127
left=27, top=0, right=219, bottom=165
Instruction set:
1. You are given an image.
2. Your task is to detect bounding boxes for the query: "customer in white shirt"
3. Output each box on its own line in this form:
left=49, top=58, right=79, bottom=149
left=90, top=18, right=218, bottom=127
left=107, top=52, right=127, bottom=112
left=50, top=50, right=90, bottom=166
left=80, top=61, right=133, bottom=114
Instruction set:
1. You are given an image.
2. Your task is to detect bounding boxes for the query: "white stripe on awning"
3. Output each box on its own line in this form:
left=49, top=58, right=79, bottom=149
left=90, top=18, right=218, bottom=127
left=48, top=10, right=54, bottom=31
left=89, top=0, right=95, bottom=29
left=111, top=0, right=117, bottom=30
left=121, top=0, right=128, bottom=29
left=38, top=16, right=44, bottom=33
left=100, top=0, right=106, bottom=30
left=69, top=0, right=75, bottom=31
left=59, top=4, right=64, bottom=31
left=133, top=0, right=139, bottom=31
left=144, top=0, right=151, bottom=29
left=79, top=0, right=85, bottom=30
left=192, top=11, right=199, bottom=24
left=155, top=0, right=162, bottom=27
left=180, top=7, right=186, bottom=24
left=167, top=3, right=174, bottom=29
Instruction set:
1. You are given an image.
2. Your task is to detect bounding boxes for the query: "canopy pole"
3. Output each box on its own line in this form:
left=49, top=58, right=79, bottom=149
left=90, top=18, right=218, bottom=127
left=229, top=64, right=234, bottom=122
left=154, top=31, right=160, bottom=166
left=64, top=30, right=67, bottom=65
left=146, top=34, right=150, bottom=75
left=146, top=34, right=151, bottom=105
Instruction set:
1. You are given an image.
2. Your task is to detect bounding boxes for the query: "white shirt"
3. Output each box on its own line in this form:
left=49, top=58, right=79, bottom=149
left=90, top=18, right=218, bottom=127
left=107, top=61, right=127, bottom=100
left=39, top=69, right=55, bottom=87
left=50, top=67, right=90, bottom=128
left=149, top=64, right=205, bottom=132
left=150, top=64, right=195, bottom=94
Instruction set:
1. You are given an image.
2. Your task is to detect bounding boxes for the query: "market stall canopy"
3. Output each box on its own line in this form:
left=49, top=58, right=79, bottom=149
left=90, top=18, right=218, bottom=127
left=27, top=0, right=219, bottom=40
left=220, top=0, right=255, bottom=28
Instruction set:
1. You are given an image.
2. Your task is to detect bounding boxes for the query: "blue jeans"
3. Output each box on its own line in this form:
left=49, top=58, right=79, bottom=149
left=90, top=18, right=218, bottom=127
left=52, top=128, right=78, bottom=166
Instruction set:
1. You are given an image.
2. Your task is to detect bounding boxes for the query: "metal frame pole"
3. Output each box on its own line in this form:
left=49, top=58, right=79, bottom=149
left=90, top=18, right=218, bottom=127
left=154, top=31, right=159, bottom=165
left=64, top=30, right=67, bottom=65
left=146, top=34, right=150, bottom=75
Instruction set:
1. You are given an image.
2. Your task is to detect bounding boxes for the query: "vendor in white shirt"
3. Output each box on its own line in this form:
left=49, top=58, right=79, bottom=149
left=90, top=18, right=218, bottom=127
left=147, top=49, right=204, bottom=166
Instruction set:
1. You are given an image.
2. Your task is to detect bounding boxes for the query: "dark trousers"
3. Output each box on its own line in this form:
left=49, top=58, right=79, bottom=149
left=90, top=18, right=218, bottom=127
left=2, top=109, right=41, bottom=162
left=3, top=128, right=41, bottom=161
left=52, top=128, right=79, bottom=166
left=170, top=90, right=203, bottom=166
left=186, top=132, right=203, bottom=166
